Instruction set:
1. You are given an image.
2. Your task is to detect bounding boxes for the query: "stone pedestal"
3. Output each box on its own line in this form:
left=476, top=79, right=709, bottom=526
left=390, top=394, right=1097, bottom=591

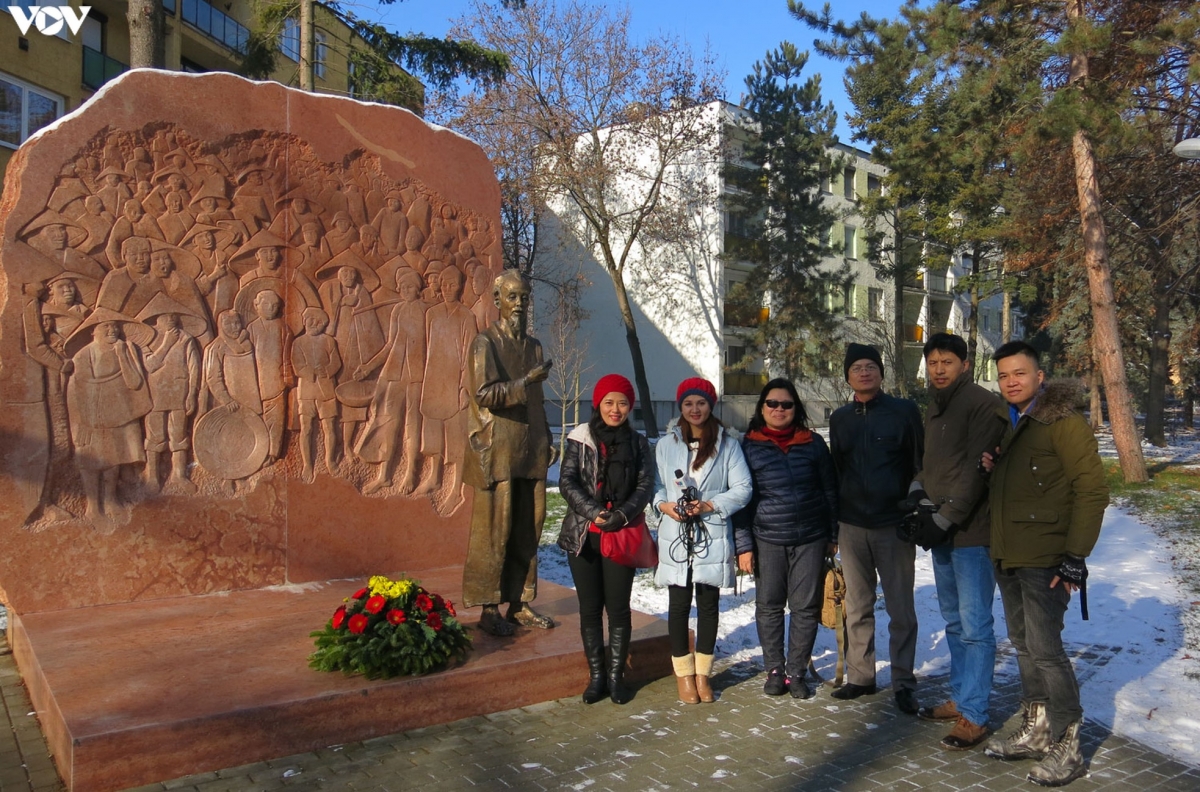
left=12, top=570, right=672, bottom=792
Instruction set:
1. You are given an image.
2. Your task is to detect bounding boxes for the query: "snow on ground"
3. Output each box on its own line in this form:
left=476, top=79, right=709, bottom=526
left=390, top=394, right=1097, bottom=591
left=541, top=429, right=1200, bottom=768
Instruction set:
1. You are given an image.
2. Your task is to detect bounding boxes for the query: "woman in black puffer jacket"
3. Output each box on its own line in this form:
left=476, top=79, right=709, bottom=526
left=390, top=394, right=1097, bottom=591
left=735, top=378, right=839, bottom=700
left=557, top=374, right=655, bottom=705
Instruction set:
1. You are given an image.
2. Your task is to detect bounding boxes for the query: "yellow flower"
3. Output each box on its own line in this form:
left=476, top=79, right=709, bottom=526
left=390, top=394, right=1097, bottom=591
left=368, top=575, right=415, bottom=600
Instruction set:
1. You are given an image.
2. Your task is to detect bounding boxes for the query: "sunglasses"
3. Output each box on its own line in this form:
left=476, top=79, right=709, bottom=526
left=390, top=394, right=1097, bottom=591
left=765, top=400, right=795, bottom=410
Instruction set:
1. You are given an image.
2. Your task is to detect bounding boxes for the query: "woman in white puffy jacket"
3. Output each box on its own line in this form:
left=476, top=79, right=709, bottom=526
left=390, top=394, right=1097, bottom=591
left=653, top=377, right=752, bottom=705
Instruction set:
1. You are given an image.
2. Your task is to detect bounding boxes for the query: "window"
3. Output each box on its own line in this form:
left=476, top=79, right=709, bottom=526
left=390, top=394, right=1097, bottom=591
left=726, top=210, right=750, bottom=238
left=982, top=309, right=991, bottom=333
left=844, top=166, right=856, bottom=200
left=315, top=30, right=327, bottom=79
left=868, top=287, right=883, bottom=322
left=818, top=224, right=832, bottom=247
left=0, top=72, right=61, bottom=149
left=819, top=169, right=832, bottom=194
left=844, top=225, right=858, bottom=259
left=725, top=344, right=745, bottom=368
left=280, top=17, right=300, bottom=61
left=81, top=13, right=103, bottom=52
left=867, top=173, right=882, bottom=195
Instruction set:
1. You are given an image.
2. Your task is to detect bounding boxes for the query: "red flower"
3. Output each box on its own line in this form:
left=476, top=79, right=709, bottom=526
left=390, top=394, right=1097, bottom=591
left=352, top=587, right=368, bottom=599
left=432, top=594, right=445, bottom=610
left=386, top=609, right=407, bottom=625
left=427, top=612, right=443, bottom=631
left=348, top=614, right=369, bottom=634
left=331, top=606, right=347, bottom=629
left=364, top=595, right=386, bottom=614
left=445, top=600, right=457, bottom=617
left=416, top=593, right=433, bottom=612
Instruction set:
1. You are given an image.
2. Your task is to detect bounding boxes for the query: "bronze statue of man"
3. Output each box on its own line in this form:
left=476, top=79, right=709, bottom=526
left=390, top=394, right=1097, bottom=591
left=463, top=270, right=555, bottom=637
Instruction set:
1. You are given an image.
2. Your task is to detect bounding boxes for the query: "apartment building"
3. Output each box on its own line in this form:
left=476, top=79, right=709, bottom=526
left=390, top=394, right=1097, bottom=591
left=1, top=0, right=418, bottom=190
left=537, top=100, right=1018, bottom=430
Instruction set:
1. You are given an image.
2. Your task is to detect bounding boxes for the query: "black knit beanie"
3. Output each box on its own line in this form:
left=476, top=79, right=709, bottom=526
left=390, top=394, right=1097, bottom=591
left=844, top=343, right=884, bottom=381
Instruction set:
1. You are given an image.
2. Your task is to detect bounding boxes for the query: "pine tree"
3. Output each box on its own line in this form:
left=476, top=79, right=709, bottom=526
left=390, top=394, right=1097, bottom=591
left=724, top=43, right=844, bottom=383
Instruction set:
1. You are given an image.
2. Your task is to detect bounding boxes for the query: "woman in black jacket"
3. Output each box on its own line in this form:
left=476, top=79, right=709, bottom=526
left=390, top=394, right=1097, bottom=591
left=557, top=374, right=655, bottom=705
left=735, top=378, right=839, bottom=700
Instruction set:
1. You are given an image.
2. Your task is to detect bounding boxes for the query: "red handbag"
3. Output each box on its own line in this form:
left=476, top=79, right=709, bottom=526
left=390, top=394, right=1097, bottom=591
left=599, top=512, right=659, bottom=569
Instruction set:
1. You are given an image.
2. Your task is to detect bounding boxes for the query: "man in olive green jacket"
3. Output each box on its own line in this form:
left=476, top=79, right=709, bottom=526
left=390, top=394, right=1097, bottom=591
left=982, top=341, right=1108, bottom=788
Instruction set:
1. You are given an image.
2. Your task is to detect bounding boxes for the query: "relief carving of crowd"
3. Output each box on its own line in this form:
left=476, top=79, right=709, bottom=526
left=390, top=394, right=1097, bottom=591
left=11, top=125, right=500, bottom=529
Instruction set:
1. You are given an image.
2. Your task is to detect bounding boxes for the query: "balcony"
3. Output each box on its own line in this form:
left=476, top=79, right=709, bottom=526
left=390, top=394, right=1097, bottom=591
left=902, top=271, right=951, bottom=294
left=725, top=372, right=768, bottom=396
left=903, top=324, right=924, bottom=343
left=82, top=47, right=128, bottom=91
left=723, top=303, right=769, bottom=329
left=181, top=0, right=250, bottom=55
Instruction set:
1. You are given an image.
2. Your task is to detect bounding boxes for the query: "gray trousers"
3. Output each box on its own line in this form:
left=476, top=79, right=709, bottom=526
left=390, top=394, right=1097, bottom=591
left=995, top=565, right=1081, bottom=738
left=839, top=522, right=918, bottom=691
left=755, top=538, right=825, bottom=678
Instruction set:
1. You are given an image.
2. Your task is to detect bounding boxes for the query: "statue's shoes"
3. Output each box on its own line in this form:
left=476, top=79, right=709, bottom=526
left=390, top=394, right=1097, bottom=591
left=478, top=606, right=516, bottom=637
left=507, top=603, right=555, bottom=629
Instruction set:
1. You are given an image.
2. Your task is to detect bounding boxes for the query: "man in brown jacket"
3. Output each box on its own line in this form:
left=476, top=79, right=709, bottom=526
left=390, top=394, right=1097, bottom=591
left=982, top=341, right=1108, bottom=787
left=910, top=333, right=1007, bottom=750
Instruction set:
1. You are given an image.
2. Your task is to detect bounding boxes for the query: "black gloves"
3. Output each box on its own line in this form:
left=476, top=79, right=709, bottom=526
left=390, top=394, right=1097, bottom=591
left=905, top=488, right=931, bottom=511
left=596, top=510, right=628, bottom=532
left=1056, top=554, right=1088, bottom=587
left=898, top=508, right=954, bottom=550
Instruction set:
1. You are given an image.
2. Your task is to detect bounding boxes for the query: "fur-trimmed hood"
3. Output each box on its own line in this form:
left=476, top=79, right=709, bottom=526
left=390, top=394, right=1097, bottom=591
left=1026, top=379, right=1088, bottom=425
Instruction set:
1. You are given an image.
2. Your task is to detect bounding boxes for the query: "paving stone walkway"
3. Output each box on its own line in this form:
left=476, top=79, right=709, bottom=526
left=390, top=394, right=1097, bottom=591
left=3, top=647, right=1197, bottom=792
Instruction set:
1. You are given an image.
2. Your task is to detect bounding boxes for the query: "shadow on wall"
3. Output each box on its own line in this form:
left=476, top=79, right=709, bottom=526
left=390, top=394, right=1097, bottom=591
left=533, top=204, right=726, bottom=432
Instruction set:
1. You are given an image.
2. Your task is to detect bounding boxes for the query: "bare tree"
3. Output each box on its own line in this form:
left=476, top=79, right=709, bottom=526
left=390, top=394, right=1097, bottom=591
left=539, top=263, right=594, bottom=462
left=443, top=0, right=724, bottom=437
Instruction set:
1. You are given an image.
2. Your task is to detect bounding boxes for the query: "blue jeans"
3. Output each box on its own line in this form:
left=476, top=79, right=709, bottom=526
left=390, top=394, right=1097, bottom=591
left=931, top=545, right=996, bottom=726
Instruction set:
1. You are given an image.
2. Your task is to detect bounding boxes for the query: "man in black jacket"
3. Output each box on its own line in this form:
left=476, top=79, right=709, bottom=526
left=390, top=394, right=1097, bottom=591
left=828, top=343, right=924, bottom=714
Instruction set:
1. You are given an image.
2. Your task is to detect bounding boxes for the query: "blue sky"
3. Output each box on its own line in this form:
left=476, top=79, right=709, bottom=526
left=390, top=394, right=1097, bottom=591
left=360, top=0, right=908, bottom=145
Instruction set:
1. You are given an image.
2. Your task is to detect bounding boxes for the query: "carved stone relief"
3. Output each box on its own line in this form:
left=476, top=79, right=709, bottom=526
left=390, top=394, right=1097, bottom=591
left=6, top=123, right=502, bottom=532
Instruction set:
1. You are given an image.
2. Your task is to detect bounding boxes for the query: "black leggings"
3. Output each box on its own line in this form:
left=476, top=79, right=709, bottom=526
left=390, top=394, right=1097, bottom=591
left=668, top=568, right=719, bottom=657
left=568, top=532, right=635, bottom=633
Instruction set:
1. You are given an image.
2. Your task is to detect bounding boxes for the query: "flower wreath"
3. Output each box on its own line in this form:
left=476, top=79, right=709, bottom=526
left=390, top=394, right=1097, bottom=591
left=309, top=575, right=472, bottom=679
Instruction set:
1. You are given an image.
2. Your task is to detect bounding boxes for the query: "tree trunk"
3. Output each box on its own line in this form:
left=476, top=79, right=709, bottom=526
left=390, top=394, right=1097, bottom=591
left=609, top=270, right=659, bottom=438
left=1184, top=386, right=1194, bottom=430
left=965, top=244, right=981, bottom=376
left=1001, top=288, right=1012, bottom=344
left=127, top=0, right=165, bottom=69
left=1067, top=0, right=1147, bottom=482
left=299, top=0, right=315, bottom=91
left=892, top=210, right=909, bottom=397
left=1089, top=368, right=1104, bottom=431
left=1144, top=275, right=1171, bottom=447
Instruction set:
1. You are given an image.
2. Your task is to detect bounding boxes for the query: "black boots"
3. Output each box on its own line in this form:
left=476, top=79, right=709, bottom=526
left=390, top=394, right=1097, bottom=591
left=607, top=625, right=632, bottom=704
left=580, top=625, right=608, bottom=705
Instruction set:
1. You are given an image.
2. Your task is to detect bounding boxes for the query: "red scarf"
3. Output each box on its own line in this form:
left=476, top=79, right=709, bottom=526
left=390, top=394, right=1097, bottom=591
left=748, top=425, right=813, bottom=452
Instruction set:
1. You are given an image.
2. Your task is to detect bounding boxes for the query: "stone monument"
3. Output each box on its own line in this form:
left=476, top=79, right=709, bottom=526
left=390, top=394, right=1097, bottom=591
left=0, top=70, right=504, bottom=614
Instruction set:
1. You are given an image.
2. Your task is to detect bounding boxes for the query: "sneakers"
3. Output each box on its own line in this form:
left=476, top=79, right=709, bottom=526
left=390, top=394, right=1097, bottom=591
left=830, top=682, right=876, bottom=701
left=986, top=701, right=1052, bottom=761
left=918, top=700, right=960, bottom=722
left=1028, top=720, right=1086, bottom=787
left=788, top=676, right=813, bottom=700
left=895, top=688, right=919, bottom=715
left=763, top=667, right=787, bottom=696
left=941, top=716, right=991, bottom=750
